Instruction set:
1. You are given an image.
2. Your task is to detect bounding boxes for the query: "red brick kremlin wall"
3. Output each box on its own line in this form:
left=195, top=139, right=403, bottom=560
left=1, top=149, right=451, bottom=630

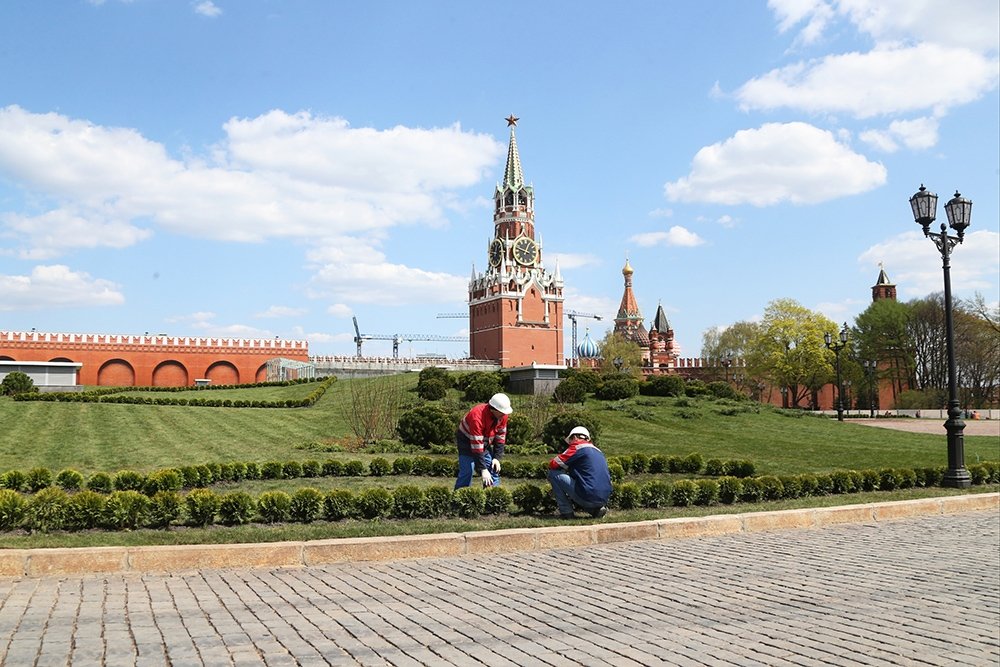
left=0, top=331, right=309, bottom=387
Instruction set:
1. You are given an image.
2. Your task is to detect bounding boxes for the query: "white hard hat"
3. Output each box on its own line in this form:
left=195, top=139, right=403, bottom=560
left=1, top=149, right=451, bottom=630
left=488, top=393, right=513, bottom=415
left=565, top=426, right=591, bottom=443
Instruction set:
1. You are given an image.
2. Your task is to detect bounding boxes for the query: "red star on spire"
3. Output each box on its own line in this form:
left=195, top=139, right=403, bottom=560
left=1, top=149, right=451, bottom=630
left=505, top=114, right=519, bottom=127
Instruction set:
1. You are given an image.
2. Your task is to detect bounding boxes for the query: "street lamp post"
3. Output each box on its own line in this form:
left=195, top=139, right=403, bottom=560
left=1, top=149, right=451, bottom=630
left=779, top=386, right=788, bottom=409
left=824, top=323, right=849, bottom=422
left=863, top=359, right=877, bottom=418
left=612, top=356, right=624, bottom=374
left=909, top=184, right=973, bottom=488
left=721, top=354, right=733, bottom=383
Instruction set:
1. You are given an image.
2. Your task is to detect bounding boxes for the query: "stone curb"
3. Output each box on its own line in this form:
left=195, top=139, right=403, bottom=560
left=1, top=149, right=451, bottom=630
left=1, top=493, right=996, bottom=579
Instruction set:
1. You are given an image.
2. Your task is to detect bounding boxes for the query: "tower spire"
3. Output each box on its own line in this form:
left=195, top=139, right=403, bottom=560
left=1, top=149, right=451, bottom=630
left=502, top=115, right=524, bottom=190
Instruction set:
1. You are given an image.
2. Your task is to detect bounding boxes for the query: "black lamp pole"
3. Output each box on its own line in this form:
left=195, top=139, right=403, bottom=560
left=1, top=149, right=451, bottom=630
left=909, top=185, right=972, bottom=488
left=824, top=323, right=849, bottom=422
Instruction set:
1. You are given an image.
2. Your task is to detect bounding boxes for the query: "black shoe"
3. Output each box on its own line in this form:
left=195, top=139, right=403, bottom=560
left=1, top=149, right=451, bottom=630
left=589, top=506, right=608, bottom=519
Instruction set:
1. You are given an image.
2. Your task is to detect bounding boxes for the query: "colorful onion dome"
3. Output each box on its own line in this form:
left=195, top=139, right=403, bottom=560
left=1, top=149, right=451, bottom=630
left=577, top=331, right=600, bottom=359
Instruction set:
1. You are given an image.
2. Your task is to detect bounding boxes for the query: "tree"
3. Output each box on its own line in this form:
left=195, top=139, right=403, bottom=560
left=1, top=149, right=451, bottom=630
left=853, top=298, right=915, bottom=405
left=1, top=372, right=35, bottom=396
left=744, top=299, right=837, bottom=409
left=596, top=332, right=643, bottom=377
left=907, top=294, right=948, bottom=393
left=955, top=298, right=1000, bottom=409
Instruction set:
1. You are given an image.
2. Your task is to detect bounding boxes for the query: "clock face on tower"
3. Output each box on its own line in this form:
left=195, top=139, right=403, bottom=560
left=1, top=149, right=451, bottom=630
left=512, top=236, right=538, bottom=266
left=489, top=239, right=504, bottom=267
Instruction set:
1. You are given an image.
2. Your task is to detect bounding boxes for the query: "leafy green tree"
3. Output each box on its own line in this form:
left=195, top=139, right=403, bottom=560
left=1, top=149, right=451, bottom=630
left=1, top=372, right=36, bottom=396
left=596, top=332, right=643, bottom=377
left=955, top=297, right=1000, bottom=409
left=853, top=298, right=915, bottom=405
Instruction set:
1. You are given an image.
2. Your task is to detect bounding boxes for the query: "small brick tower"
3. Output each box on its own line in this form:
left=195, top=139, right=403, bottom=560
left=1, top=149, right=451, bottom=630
left=468, top=116, right=564, bottom=367
left=872, top=263, right=897, bottom=302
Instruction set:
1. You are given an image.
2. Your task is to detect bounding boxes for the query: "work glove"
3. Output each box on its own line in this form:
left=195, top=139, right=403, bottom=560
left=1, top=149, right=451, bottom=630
left=491, top=458, right=501, bottom=473
left=481, top=469, right=494, bottom=487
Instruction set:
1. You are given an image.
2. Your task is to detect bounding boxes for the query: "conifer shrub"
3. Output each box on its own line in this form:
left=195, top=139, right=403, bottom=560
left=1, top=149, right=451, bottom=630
left=229, top=461, right=247, bottom=481
left=112, top=470, right=146, bottom=492
left=878, top=468, right=899, bottom=491
left=148, top=491, right=183, bottom=529
left=896, top=468, right=917, bottom=489
left=552, top=375, right=588, bottom=404
left=422, top=485, right=452, bottom=518
left=368, top=457, right=391, bottom=477
left=391, top=457, right=414, bottom=476
left=195, top=465, right=213, bottom=486
left=86, top=472, right=113, bottom=494
left=848, top=470, right=864, bottom=491
left=0, top=371, right=35, bottom=396
left=282, top=461, right=303, bottom=479
left=184, top=489, right=219, bottom=527
left=411, top=455, right=435, bottom=476
left=432, top=458, right=455, bottom=477
left=778, top=475, right=802, bottom=499
left=1, top=469, right=26, bottom=492
left=143, top=469, right=183, bottom=495
left=417, top=377, right=448, bottom=401
left=461, top=372, right=505, bottom=403
left=391, top=485, right=425, bottom=519
left=669, top=480, right=698, bottom=507
left=396, top=404, right=454, bottom=448
left=65, top=490, right=106, bottom=530
left=641, top=480, right=672, bottom=508
left=25, top=487, right=68, bottom=532
left=290, top=488, right=324, bottom=523
left=595, top=377, right=640, bottom=400
left=704, top=459, right=725, bottom=476
left=0, top=489, right=26, bottom=530
left=717, top=476, right=742, bottom=504
left=261, top=461, right=285, bottom=480
left=323, top=489, right=356, bottom=521
left=639, top=374, right=685, bottom=397
left=859, top=469, right=880, bottom=491
left=55, top=468, right=85, bottom=492
left=103, top=490, right=150, bottom=530
left=217, top=491, right=255, bottom=526
left=244, top=462, right=261, bottom=480
left=814, top=473, right=833, bottom=495
left=322, top=459, right=344, bottom=477
left=505, top=413, right=533, bottom=447
left=257, top=491, right=292, bottom=523
left=648, top=454, right=668, bottom=474
left=301, top=460, right=321, bottom=478
left=342, top=460, right=367, bottom=477
left=681, top=453, right=703, bottom=474
left=25, top=467, right=53, bottom=492
left=694, top=479, right=719, bottom=506
left=797, top=473, right=819, bottom=496
left=541, top=411, right=601, bottom=452
left=511, top=483, right=545, bottom=515
left=722, top=460, right=756, bottom=478
left=356, top=488, right=394, bottom=520
left=484, top=486, right=513, bottom=515
left=738, top=478, right=764, bottom=503
left=451, top=486, right=486, bottom=518
left=757, top=476, right=784, bottom=501
left=608, top=462, right=625, bottom=484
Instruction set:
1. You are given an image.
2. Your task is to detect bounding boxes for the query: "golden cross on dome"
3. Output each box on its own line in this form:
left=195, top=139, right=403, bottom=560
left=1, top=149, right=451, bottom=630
left=505, top=114, right=519, bottom=127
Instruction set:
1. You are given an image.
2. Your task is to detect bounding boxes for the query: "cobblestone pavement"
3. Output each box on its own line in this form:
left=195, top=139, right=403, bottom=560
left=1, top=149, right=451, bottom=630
left=1, top=510, right=997, bottom=666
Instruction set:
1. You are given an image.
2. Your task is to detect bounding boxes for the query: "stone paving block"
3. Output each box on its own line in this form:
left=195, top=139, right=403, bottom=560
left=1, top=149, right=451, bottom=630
left=594, top=519, right=659, bottom=544
left=657, top=514, right=743, bottom=539
left=464, top=527, right=537, bottom=554
left=742, top=508, right=815, bottom=532
left=127, top=541, right=302, bottom=573
left=303, top=532, right=464, bottom=564
left=25, top=546, right=128, bottom=577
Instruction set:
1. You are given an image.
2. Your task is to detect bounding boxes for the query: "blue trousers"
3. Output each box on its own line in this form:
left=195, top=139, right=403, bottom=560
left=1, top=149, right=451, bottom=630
left=548, top=468, right=604, bottom=515
left=455, top=451, right=500, bottom=489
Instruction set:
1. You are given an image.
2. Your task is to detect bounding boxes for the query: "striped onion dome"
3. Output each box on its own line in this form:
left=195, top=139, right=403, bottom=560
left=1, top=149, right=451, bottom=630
left=577, top=331, right=601, bottom=359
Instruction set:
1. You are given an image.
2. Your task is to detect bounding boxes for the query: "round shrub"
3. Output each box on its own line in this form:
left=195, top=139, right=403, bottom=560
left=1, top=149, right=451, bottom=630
left=778, top=475, right=802, bottom=499
left=184, top=489, right=219, bottom=527
left=323, top=459, right=344, bottom=477
left=432, top=458, right=456, bottom=478
left=112, top=470, right=146, bottom=492
left=896, top=468, right=917, bottom=489
left=552, top=376, right=589, bottom=404
left=143, top=469, right=183, bottom=495
left=757, top=476, right=785, bottom=501
left=65, top=490, right=106, bottom=530
left=738, top=478, right=764, bottom=503
left=717, top=476, right=742, bottom=504
left=301, top=460, right=322, bottom=478
left=178, top=466, right=200, bottom=488
left=323, top=489, right=356, bottom=521
left=218, top=491, right=255, bottom=526
left=1, top=371, right=35, bottom=396
left=148, top=491, right=183, bottom=529
left=829, top=470, right=855, bottom=494
left=1, top=470, right=27, bottom=492
left=369, top=457, right=391, bottom=477
left=706, top=381, right=740, bottom=400
left=417, top=376, right=448, bottom=400
left=669, top=480, right=698, bottom=507
left=595, top=377, right=640, bottom=400
left=484, top=486, right=513, bottom=515
left=640, top=374, right=686, bottom=397
left=261, top=461, right=285, bottom=480
left=244, top=462, right=261, bottom=480
left=452, top=486, right=486, bottom=518
left=640, top=480, right=672, bottom=508
left=410, top=456, right=435, bottom=476
left=681, top=453, right=704, bottom=474
left=922, top=467, right=944, bottom=487
left=102, top=490, right=150, bottom=530
left=0, top=489, right=26, bottom=530
left=608, top=462, right=625, bottom=484
left=611, top=482, right=641, bottom=510
left=704, top=459, right=725, bottom=476
left=229, top=461, right=248, bottom=481
left=422, top=485, right=453, bottom=517
left=392, top=485, right=426, bottom=519
left=694, top=479, right=719, bottom=506
left=859, top=470, right=880, bottom=492
left=282, top=461, right=303, bottom=479
left=257, top=491, right=292, bottom=523
left=511, top=484, right=545, bottom=515
left=814, top=474, right=834, bottom=495
left=397, top=405, right=454, bottom=448
left=25, top=487, right=68, bottom=532
left=25, top=467, right=53, bottom=492
left=722, top=460, right=756, bottom=478
left=630, top=454, right=650, bottom=474
left=86, top=472, right=113, bottom=494
left=684, top=379, right=709, bottom=396
left=461, top=372, right=504, bottom=403
left=878, top=468, right=899, bottom=491
left=343, top=460, right=367, bottom=476
left=392, top=457, right=414, bottom=475
left=195, top=465, right=213, bottom=486
left=541, top=411, right=601, bottom=452
left=290, top=488, right=324, bottom=523
left=417, top=366, right=454, bottom=393
left=797, top=473, right=819, bottom=496
left=356, top=488, right=394, bottom=520
left=505, top=413, right=534, bottom=448
left=648, top=455, right=668, bottom=474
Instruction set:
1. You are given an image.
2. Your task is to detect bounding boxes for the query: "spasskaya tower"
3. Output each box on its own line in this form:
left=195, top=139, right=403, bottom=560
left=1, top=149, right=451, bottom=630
left=468, top=116, right=564, bottom=367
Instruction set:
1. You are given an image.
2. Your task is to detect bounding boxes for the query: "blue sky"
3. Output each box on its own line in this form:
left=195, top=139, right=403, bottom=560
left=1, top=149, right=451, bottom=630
left=1, top=0, right=997, bottom=360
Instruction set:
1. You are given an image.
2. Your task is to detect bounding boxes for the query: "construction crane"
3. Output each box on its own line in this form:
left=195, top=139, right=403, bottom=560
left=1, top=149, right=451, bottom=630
left=353, top=317, right=465, bottom=359
left=435, top=313, right=468, bottom=319
left=566, top=310, right=603, bottom=364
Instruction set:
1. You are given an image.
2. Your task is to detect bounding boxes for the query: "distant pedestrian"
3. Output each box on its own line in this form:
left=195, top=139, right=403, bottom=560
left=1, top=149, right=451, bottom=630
left=454, top=393, right=512, bottom=489
left=548, top=426, right=612, bottom=519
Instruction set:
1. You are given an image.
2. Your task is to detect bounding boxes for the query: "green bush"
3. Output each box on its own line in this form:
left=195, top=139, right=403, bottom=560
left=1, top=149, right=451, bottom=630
left=148, top=491, right=183, bottom=529
left=356, top=488, right=394, bottom=520
left=640, top=480, right=672, bottom=508
left=815, top=473, right=833, bottom=495
left=595, top=377, right=640, bottom=400
left=184, top=489, right=219, bottom=527
left=261, top=461, right=285, bottom=480
left=143, top=469, right=183, bottom=495
left=608, top=462, right=625, bottom=484
left=640, top=374, right=686, bottom=397
left=681, top=453, right=704, bottom=474
left=25, top=487, right=68, bottom=532
left=103, top=490, right=150, bottom=530
left=178, top=466, right=200, bottom=488
left=718, top=477, right=742, bottom=504
left=86, top=472, right=113, bottom=494
left=612, top=482, right=641, bottom=510
left=706, top=381, right=740, bottom=400
left=828, top=470, right=854, bottom=494
left=112, top=470, right=146, bottom=492
left=552, top=376, right=589, bottom=404
left=505, top=413, right=534, bottom=447
left=411, top=456, right=435, bottom=476
left=24, top=467, right=53, bottom=492
left=391, top=457, right=414, bottom=476
left=1, top=371, right=36, bottom=396
left=461, top=372, right=505, bottom=403
left=0, top=489, right=26, bottom=530
left=484, top=486, right=513, bottom=515
left=282, top=461, right=303, bottom=479
left=417, top=376, right=448, bottom=401
left=451, top=486, right=486, bottom=518
left=738, top=478, right=764, bottom=503
left=630, top=453, right=650, bottom=474
left=392, top=485, right=426, bottom=519
left=757, top=476, right=784, bottom=501
left=290, top=488, right=324, bottom=523
left=229, top=461, right=248, bottom=481
left=541, top=411, right=601, bottom=452
left=684, top=379, right=709, bottom=396
left=343, top=460, right=367, bottom=477
left=1, top=469, right=27, bottom=492
left=694, top=479, right=719, bottom=506
left=648, top=455, right=668, bottom=474
left=432, top=458, right=455, bottom=477
left=669, top=480, right=698, bottom=507
left=195, top=464, right=213, bottom=487
left=65, top=490, right=106, bottom=530
left=704, top=459, right=725, bottom=476
left=244, top=462, right=261, bottom=480
left=798, top=473, right=819, bottom=496
left=896, top=468, right=917, bottom=489
left=217, top=491, right=255, bottom=526
left=778, top=475, right=802, bottom=499
left=423, top=485, right=452, bottom=517
left=324, top=489, right=356, bottom=521
left=397, top=405, right=454, bottom=448
left=722, top=460, right=756, bottom=478
left=369, top=457, right=391, bottom=477
left=922, top=467, right=944, bottom=487
left=511, top=484, right=545, bottom=514
left=322, top=459, right=344, bottom=477
left=257, top=491, right=292, bottom=523
left=417, top=367, right=454, bottom=394
left=878, top=468, right=899, bottom=491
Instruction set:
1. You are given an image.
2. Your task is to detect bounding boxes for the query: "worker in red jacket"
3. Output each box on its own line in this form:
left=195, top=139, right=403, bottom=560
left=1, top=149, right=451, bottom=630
left=455, top=393, right=512, bottom=489
left=548, top=426, right=611, bottom=519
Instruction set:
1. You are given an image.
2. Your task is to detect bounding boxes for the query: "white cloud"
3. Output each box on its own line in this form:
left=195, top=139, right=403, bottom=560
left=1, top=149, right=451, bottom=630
left=0, top=265, right=124, bottom=311
left=0, top=106, right=503, bottom=254
left=629, top=226, right=705, bottom=248
left=648, top=208, right=674, bottom=218
left=859, top=229, right=1000, bottom=297
left=736, top=44, right=998, bottom=119
left=255, top=305, right=306, bottom=319
left=858, top=129, right=899, bottom=153
left=860, top=116, right=940, bottom=153
left=546, top=252, right=600, bottom=270
left=193, top=1, right=222, bottom=17
left=2, top=210, right=152, bottom=260
left=326, top=304, right=353, bottom=318
left=665, top=122, right=886, bottom=206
